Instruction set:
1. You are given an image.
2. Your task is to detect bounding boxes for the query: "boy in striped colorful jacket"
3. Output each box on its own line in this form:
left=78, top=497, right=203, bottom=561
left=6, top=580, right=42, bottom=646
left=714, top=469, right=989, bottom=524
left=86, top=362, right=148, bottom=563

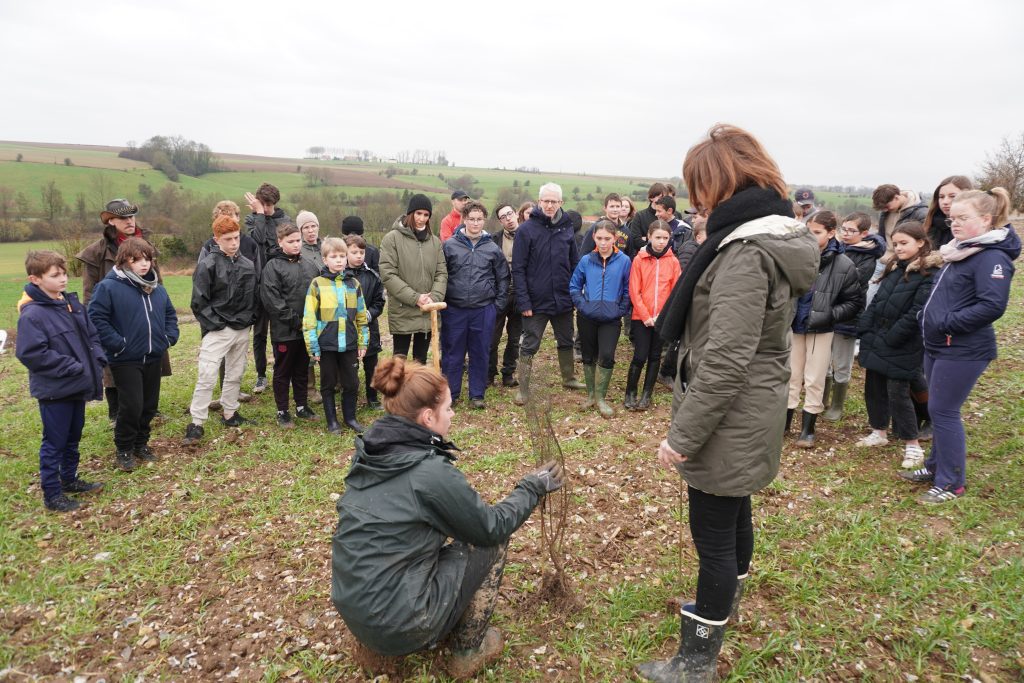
left=303, top=237, right=369, bottom=435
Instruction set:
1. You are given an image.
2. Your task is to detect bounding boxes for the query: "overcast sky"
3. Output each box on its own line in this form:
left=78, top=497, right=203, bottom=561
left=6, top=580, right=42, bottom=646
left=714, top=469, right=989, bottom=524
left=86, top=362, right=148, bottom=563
left=4, top=0, right=1022, bottom=192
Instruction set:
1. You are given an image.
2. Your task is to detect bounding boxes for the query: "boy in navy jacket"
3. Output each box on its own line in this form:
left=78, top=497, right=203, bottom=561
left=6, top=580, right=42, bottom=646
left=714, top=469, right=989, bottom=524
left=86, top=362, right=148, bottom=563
left=16, top=251, right=107, bottom=512
left=88, top=238, right=179, bottom=472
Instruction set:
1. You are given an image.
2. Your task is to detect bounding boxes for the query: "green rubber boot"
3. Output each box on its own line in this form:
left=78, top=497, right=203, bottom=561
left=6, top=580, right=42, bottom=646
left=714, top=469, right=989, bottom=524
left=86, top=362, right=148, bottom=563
left=582, top=364, right=596, bottom=409
left=557, top=347, right=586, bottom=390
left=595, top=366, right=615, bottom=418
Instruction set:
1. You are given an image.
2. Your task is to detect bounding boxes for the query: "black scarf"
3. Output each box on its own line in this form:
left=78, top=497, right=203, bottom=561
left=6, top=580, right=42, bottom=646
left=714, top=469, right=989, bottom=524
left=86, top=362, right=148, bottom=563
left=645, top=242, right=670, bottom=259
left=656, top=186, right=794, bottom=344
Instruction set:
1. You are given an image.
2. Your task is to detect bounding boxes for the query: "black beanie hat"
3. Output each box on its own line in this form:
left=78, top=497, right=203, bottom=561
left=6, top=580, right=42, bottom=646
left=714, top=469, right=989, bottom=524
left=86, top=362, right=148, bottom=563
left=341, top=216, right=364, bottom=235
left=407, top=194, right=432, bottom=217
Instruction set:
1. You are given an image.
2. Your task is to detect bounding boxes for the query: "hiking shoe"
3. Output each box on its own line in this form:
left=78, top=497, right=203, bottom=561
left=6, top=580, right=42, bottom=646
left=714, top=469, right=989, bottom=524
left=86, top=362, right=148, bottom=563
left=447, top=627, right=504, bottom=680
left=135, top=445, right=158, bottom=462
left=901, top=444, right=925, bottom=469
left=899, top=467, right=935, bottom=484
left=238, top=391, right=253, bottom=404
left=62, top=478, right=104, bottom=495
left=295, top=405, right=319, bottom=420
left=501, top=375, right=519, bottom=388
left=115, top=450, right=137, bottom=472
left=918, top=484, right=965, bottom=505
left=469, top=397, right=486, bottom=410
left=277, top=411, right=295, bottom=429
left=253, top=377, right=268, bottom=394
left=182, top=423, right=204, bottom=445
left=856, top=431, right=889, bottom=447
left=918, top=422, right=933, bottom=441
left=221, top=412, right=249, bottom=427
left=208, top=399, right=222, bottom=411
left=45, top=493, right=82, bottom=513
left=367, top=400, right=382, bottom=410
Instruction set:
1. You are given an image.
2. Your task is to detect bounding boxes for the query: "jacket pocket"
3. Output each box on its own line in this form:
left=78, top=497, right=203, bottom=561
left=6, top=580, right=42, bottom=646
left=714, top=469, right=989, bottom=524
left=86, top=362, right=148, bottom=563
left=579, top=300, right=619, bottom=323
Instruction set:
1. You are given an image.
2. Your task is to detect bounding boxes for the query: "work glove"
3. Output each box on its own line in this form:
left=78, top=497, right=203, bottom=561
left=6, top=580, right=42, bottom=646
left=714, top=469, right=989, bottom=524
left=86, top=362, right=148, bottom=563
left=529, top=460, right=564, bottom=493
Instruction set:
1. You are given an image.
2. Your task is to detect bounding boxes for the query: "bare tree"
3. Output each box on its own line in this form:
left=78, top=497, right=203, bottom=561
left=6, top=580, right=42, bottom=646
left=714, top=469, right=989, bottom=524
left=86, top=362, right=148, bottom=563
left=90, top=172, right=114, bottom=215
left=977, top=132, right=1024, bottom=213
left=40, top=181, right=67, bottom=225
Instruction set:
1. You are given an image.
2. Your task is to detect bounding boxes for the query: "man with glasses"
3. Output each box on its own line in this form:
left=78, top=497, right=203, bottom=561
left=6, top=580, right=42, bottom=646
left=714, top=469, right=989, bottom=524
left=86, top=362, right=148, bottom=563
left=489, top=204, right=523, bottom=387
left=511, top=183, right=586, bottom=405
left=440, top=190, right=471, bottom=242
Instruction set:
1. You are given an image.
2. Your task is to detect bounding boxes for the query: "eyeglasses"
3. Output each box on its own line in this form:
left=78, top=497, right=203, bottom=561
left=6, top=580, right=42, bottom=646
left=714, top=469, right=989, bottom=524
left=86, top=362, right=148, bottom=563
left=539, top=199, right=562, bottom=205
left=498, top=211, right=515, bottom=220
left=945, top=214, right=981, bottom=227
left=839, top=228, right=861, bottom=235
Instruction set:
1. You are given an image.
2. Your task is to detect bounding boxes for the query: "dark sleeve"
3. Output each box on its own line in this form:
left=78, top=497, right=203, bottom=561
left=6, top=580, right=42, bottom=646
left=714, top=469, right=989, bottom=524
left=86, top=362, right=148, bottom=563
left=190, top=261, right=223, bottom=333
left=627, top=216, right=645, bottom=258
left=568, top=225, right=579, bottom=269
left=260, top=264, right=298, bottom=333
left=511, top=229, right=533, bottom=312
left=580, top=228, right=595, bottom=255
left=492, top=249, right=509, bottom=312
left=618, top=258, right=632, bottom=317
left=163, top=291, right=180, bottom=346
left=943, top=254, right=1015, bottom=334
left=85, top=283, right=126, bottom=356
left=829, top=261, right=866, bottom=326
left=368, top=276, right=386, bottom=321
left=15, top=311, right=84, bottom=379
left=884, top=276, right=933, bottom=348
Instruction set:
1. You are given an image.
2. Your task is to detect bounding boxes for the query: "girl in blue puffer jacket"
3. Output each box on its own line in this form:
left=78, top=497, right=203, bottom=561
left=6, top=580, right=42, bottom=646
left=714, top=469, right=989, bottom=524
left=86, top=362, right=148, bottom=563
left=569, top=220, right=631, bottom=418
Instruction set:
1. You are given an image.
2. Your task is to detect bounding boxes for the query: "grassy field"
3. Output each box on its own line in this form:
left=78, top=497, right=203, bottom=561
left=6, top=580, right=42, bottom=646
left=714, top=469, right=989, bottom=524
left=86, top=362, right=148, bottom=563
left=0, top=231, right=1021, bottom=679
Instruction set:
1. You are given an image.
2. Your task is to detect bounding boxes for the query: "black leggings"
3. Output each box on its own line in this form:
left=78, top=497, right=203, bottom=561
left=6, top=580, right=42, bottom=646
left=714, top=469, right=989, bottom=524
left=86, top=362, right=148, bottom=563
left=688, top=486, right=753, bottom=621
left=864, top=369, right=919, bottom=440
left=110, top=361, right=162, bottom=452
left=577, top=316, right=620, bottom=368
left=392, top=333, right=430, bottom=365
left=630, top=321, right=663, bottom=368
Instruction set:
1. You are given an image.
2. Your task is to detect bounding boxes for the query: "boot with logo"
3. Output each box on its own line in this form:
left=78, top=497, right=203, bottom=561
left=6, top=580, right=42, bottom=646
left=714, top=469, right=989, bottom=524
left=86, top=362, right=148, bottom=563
left=823, top=381, right=848, bottom=421
left=636, top=607, right=727, bottom=682
left=557, top=347, right=586, bottom=390
left=582, top=364, right=596, bottom=409
left=514, top=354, right=533, bottom=406
left=595, top=366, right=615, bottom=418
left=624, top=362, right=642, bottom=410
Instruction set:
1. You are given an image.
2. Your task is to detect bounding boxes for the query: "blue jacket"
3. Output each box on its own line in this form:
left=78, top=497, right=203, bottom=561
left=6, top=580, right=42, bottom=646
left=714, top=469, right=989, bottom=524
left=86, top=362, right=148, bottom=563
left=511, top=208, right=579, bottom=315
left=16, top=285, right=106, bottom=401
left=88, top=268, right=179, bottom=365
left=442, top=229, right=509, bottom=310
left=569, top=249, right=631, bottom=323
left=921, top=225, right=1019, bottom=360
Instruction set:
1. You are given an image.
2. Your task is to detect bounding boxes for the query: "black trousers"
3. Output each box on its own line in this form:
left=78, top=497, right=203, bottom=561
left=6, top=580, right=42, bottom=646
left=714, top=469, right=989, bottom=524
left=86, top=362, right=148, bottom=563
left=688, top=486, right=753, bottom=621
left=392, top=333, right=430, bottom=365
left=271, top=339, right=310, bottom=412
left=253, top=305, right=269, bottom=377
left=864, top=369, right=919, bottom=440
left=489, top=304, right=522, bottom=378
left=629, top=321, right=663, bottom=370
left=520, top=310, right=574, bottom=356
left=362, top=352, right=379, bottom=402
left=432, top=541, right=508, bottom=651
left=320, top=349, right=359, bottom=395
left=577, top=315, right=620, bottom=368
left=110, top=361, right=162, bottom=453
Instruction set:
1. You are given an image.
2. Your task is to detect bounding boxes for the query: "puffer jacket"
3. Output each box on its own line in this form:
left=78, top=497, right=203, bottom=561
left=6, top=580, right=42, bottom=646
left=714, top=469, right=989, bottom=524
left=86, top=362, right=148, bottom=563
left=857, top=253, right=942, bottom=380
left=16, top=285, right=107, bottom=402
left=378, top=217, right=448, bottom=335
left=76, top=225, right=160, bottom=303
left=511, top=208, right=579, bottom=315
left=879, top=191, right=928, bottom=243
left=303, top=267, right=369, bottom=356
left=569, top=249, right=631, bottom=323
left=667, top=187, right=819, bottom=497
left=834, top=233, right=885, bottom=337
left=260, top=251, right=320, bottom=342
left=792, top=239, right=863, bottom=334
left=190, top=244, right=258, bottom=334
left=442, top=229, right=509, bottom=310
left=87, top=267, right=179, bottom=365
left=331, top=415, right=546, bottom=656
left=245, top=208, right=292, bottom=264
left=629, top=246, right=681, bottom=322
left=921, top=225, right=1019, bottom=361
left=347, top=263, right=386, bottom=354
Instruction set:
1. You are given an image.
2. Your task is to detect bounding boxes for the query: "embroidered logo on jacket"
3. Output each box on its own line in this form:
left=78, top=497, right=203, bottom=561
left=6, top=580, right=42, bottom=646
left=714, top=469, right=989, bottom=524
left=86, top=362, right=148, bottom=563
left=991, top=264, right=1004, bottom=279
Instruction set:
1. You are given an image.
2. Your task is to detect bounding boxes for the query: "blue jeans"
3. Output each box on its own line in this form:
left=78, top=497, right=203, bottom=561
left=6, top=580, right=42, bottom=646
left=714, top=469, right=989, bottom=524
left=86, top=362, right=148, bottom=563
left=923, top=354, right=989, bottom=489
left=38, top=399, right=86, bottom=500
left=441, top=304, right=497, bottom=400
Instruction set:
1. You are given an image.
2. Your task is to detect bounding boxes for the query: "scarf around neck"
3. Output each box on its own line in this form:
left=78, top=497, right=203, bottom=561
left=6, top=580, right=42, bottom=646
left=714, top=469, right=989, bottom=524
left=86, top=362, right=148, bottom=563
left=939, top=226, right=1008, bottom=263
left=115, top=266, right=157, bottom=294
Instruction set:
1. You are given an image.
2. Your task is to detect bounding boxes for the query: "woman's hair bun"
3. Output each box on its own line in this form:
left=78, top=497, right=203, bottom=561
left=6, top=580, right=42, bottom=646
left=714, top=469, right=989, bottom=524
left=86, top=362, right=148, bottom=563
left=371, top=357, right=407, bottom=398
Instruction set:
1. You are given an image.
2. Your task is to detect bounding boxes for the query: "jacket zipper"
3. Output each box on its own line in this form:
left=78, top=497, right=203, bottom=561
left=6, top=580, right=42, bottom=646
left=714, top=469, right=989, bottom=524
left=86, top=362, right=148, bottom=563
left=144, top=292, right=153, bottom=354
left=921, top=264, right=950, bottom=345
left=653, top=255, right=660, bottom=314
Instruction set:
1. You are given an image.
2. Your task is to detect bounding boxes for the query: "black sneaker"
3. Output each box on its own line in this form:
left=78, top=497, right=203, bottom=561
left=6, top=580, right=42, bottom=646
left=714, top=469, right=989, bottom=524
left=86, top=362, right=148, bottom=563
left=367, top=400, right=382, bottom=410
left=115, top=450, right=137, bottom=472
left=62, top=478, right=104, bottom=495
left=135, top=445, right=158, bottom=462
left=501, top=375, right=519, bottom=388
left=898, top=467, right=935, bottom=484
left=222, top=412, right=249, bottom=427
left=469, top=397, right=486, bottom=410
left=182, top=422, right=204, bottom=445
left=45, top=493, right=82, bottom=512
left=295, top=405, right=318, bottom=420
left=277, top=410, right=295, bottom=428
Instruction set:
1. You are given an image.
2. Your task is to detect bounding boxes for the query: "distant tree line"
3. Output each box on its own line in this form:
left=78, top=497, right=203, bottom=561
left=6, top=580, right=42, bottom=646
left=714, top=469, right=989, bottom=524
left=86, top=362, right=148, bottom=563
left=119, top=135, right=221, bottom=181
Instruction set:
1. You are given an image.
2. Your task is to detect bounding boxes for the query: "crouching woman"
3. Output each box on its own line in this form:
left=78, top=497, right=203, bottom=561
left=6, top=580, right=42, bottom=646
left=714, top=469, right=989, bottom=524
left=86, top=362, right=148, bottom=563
left=331, top=356, right=562, bottom=678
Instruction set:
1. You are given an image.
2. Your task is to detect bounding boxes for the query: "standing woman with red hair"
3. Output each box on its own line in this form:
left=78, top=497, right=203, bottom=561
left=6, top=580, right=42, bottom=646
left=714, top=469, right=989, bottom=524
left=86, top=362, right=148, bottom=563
left=640, top=125, right=819, bottom=681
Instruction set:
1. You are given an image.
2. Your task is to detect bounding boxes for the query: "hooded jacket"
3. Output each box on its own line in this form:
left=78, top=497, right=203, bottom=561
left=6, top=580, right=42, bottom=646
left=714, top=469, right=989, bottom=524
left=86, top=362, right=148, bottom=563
left=834, top=233, right=886, bottom=337
left=346, top=263, right=386, bottom=354
left=16, top=285, right=106, bottom=402
left=260, top=251, right=320, bottom=342
left=378, top=217, right=448, bottom=335
left=331, top=415, right=546, bottom=656
left=245, top=208, right=293, bottom=264
left=87, top=267, right=179, bottom=365
left=439, top=208, right=462, bottom=242
left=792, top=239, right=863, bottom=334
left=630, top=246, right=681, bottom=322
left=443, top=229, right=510, bottom=310
left=190, top=244, right=258, bottom=335
left=511, top=207, right=579, bottom=315
left=879, top=191, right=928, bottom=244
left=579, top=222, right=630, bottom=254
left=668, top=195, right=819, bottom=497
left=199, top=233, right=263, bottom=276
left=921, top=225, right=1019, bottom=361
left=303, top=266, right=369, bottom=356
left=569, top=249, right=631, bottom=323
left=857, top=253, right=942, bottom=379
left=76, top=225, right=160, bottom=303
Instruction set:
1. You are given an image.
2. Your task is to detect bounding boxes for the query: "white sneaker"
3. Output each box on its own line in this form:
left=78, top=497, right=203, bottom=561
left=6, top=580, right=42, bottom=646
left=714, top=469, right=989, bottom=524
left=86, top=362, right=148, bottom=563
left=856, top=431, right=889, bottom=447
left=901, top=444, right=925, bottom=469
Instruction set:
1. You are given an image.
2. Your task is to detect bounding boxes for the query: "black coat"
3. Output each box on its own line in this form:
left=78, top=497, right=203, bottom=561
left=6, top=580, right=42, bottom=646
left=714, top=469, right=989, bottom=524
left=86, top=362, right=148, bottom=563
left=857, top=253, right=942, bottom=380
left=626, top=205, right=658, bottom=257
left=802, top=242, right=864, bottom=333
left=834, top=233, right=885, bottom=336
left=260, top=252, right=320, bottom=342
left=346, top=263, right=385, bottom=354
left=245, top=208, right=292, bottom=264
left=928, top=211, right=953, bottom=249
left=191, top=245, right=258, bottom=334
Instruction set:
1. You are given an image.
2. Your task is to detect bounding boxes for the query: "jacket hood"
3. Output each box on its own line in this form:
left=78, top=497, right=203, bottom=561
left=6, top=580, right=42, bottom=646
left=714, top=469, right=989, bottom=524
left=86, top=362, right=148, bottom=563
left=269, top=250, right=306, bottom=263
left=453, top=228, right=494, bottom=247
left=348, top=415, right=456, bottom=489
left=527, top=206, right=572, bottom=230
left=19, top=283, right=70, bottom=312
left=845, top=232, right=886, bottom=256
left=319, top=265, right=352, bottom=281
left=720, top=213, right=820, bottom=295
left=105, top=265, right=158, bottom=288
left=967, top=224, right=1021, bottom=259
left=900, top=190, right=923, bottom=209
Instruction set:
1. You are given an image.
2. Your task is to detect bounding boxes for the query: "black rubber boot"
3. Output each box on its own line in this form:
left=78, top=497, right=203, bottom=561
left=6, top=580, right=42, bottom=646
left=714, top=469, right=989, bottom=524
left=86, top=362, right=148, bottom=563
left=785, top=408, right=794, bottom=432
left=322, top=391, right=342, bottom=435
left=795, top=410, right=817, bottom=448
left=624, top=363, right=642, bottom=410
left=636, top=608, right=727, bottom=682
left=637, top=360, right=660, bottom=410
left=105, top=387, right=118, bottom=423
left=822, top=376, right=832, bottom=412
left=822, top=381, right=848, bottom=421
left=341, top=391, right=364, bottom=433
